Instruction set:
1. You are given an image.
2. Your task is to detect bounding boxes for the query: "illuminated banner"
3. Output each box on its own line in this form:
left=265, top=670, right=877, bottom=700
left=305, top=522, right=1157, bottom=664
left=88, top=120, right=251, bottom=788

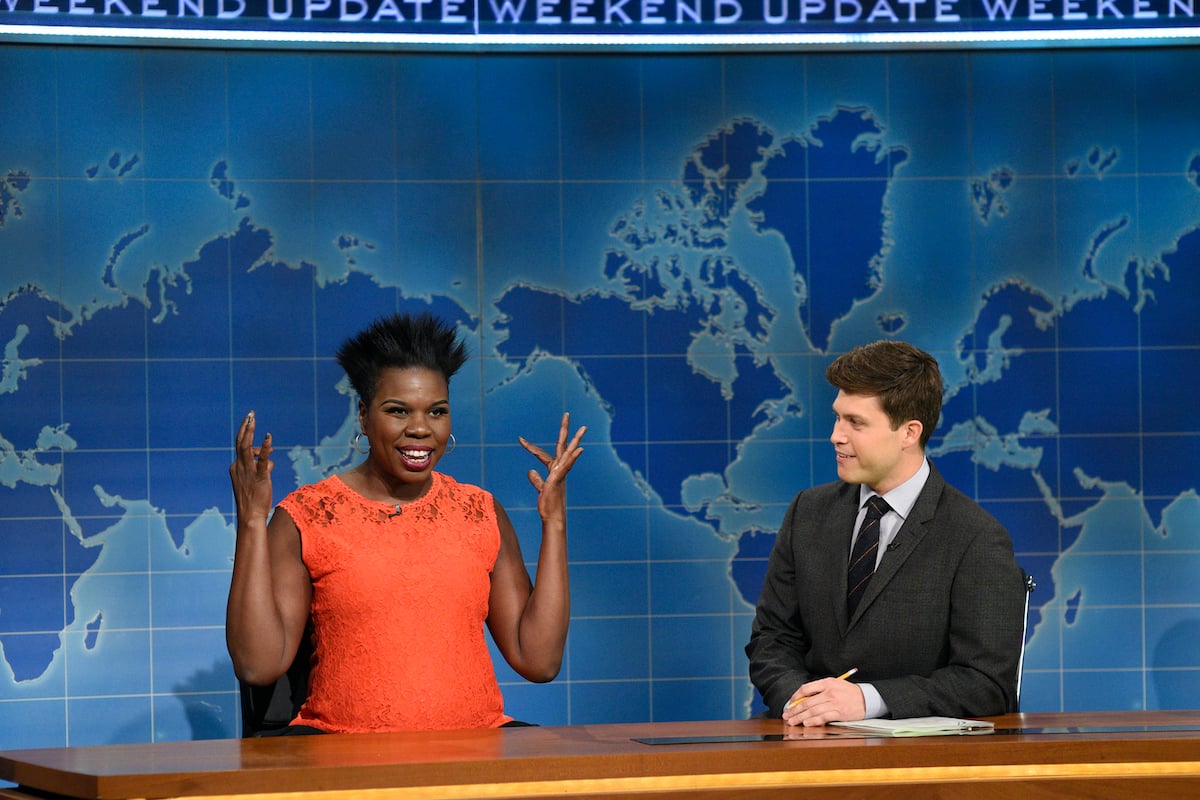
left=3, top=0, right=1200, bottom=47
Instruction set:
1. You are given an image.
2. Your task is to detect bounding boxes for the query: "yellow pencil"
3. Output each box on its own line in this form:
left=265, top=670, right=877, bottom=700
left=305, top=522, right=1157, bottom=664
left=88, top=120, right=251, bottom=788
left=784, top=667, right=859, bottom=710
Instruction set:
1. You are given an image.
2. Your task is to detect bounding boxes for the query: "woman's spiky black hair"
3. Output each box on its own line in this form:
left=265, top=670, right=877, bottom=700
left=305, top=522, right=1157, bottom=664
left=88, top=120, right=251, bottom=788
left=335, top=312, right=468, bottom=403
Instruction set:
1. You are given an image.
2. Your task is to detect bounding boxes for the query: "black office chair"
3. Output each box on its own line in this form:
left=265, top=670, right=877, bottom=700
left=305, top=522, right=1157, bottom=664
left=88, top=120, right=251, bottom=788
left=1015, top=569, right=1037, bottom=712
left=239, top=624, right=314, bottom=737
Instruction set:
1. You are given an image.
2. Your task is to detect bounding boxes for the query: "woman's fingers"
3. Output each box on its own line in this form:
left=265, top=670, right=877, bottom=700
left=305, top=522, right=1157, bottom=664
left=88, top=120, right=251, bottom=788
left=232, top=412, right=274, bottom=482
left=256, top=433, right=273, bottom=477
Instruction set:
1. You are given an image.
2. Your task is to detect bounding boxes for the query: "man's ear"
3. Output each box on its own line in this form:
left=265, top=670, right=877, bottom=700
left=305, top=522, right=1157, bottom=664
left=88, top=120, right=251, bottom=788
left=901, top=419, right=924, bottom=449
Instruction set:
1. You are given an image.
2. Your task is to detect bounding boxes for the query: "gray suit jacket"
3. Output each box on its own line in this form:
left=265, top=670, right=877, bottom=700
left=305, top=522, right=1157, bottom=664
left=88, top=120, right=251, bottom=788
left=746, top=461, right=1025, bottom=719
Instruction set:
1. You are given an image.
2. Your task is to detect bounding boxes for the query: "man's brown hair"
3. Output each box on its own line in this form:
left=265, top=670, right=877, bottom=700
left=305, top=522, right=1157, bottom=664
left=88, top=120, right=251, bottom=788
left=825, top=340, right=943, bottom=449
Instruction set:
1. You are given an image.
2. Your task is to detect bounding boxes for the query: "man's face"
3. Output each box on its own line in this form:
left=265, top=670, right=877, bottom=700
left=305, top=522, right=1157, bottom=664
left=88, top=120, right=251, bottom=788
left=830, top=391, right=919, bottom=494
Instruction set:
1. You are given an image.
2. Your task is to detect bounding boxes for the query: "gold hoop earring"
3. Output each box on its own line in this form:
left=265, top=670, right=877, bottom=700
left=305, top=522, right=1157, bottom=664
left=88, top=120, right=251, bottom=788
left=353, top=432, right=370, bottom=454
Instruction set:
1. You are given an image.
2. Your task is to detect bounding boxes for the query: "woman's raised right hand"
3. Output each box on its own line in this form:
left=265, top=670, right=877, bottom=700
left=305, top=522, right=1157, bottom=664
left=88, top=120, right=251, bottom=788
left=229, top=410, right=274, bottom=526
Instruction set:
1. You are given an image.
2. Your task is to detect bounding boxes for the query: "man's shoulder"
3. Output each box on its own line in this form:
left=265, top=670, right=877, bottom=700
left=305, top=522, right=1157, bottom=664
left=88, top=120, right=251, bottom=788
left=792, top=478, right=857, bottom=507
left=921, top=464, right=1006, bottom=533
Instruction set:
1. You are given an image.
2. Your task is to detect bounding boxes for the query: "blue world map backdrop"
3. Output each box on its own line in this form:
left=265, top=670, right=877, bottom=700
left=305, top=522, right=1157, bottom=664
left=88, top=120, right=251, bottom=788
left=1, top=44, right=1199, bottom=748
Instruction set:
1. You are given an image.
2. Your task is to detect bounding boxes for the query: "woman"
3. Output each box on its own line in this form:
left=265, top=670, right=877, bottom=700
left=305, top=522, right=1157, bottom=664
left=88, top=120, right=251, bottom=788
left=226, top=312, right=586, bottom=733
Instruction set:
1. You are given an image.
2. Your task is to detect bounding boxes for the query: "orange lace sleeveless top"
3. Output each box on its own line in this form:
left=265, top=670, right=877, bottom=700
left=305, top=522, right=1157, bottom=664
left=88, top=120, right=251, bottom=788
left=278, top=471, right=511, bottom=732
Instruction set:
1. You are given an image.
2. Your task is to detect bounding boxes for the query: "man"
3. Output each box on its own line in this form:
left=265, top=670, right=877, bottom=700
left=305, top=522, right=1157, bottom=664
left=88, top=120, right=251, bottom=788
left=746, top=340, right=1025, bottom=726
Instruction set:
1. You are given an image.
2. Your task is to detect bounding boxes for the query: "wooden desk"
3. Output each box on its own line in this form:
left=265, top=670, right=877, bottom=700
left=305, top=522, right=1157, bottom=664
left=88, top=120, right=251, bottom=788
left=4, top=712, right=1200, bottom=799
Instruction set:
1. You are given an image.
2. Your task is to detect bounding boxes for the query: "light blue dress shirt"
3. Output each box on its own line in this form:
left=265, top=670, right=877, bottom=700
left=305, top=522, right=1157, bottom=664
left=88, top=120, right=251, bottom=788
left=854, top=458, right=931, bottom=719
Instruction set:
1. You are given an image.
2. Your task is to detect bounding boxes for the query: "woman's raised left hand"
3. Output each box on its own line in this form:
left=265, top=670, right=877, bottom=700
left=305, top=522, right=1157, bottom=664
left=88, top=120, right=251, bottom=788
left=519, top=412, right=586, bottom=524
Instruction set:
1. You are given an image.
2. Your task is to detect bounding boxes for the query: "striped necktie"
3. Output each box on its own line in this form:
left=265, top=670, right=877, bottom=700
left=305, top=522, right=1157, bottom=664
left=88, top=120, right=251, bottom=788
left=847, top=494, right=891, bottom=615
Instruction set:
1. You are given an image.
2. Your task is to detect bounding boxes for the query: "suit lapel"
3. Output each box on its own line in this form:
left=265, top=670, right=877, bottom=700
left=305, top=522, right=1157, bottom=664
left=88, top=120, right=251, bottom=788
left=830, top=487, right=862, bottom=635
left=846, top=464, right=946, bottom=628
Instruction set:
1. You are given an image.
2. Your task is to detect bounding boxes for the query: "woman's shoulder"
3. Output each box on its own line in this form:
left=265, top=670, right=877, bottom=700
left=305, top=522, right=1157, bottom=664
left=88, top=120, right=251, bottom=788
left=283, top=474, right=344, bottom=501
left=431, top=472, right=497, bottom=524
left=278, top=475, right=362, bottom=518
left=433, top=471, right=493, bottom=501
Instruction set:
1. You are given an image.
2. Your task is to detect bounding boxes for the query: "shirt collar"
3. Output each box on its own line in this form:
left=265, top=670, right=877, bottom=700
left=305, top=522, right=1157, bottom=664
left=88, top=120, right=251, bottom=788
left=858, top=458, right=930, bottom=520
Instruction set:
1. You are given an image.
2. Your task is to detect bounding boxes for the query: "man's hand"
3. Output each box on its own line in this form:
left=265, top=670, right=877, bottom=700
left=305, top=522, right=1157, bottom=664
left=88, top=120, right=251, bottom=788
left=782, top=676, right=866, bottom=727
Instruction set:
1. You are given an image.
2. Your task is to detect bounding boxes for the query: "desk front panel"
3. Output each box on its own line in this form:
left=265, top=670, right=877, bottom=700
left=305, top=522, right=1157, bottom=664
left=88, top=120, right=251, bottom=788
left=4, top=712, right=1200, bottom=799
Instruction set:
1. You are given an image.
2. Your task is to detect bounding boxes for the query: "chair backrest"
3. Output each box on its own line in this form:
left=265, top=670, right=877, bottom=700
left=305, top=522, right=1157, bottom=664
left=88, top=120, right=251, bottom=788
left=1015, top=570, right=1036, bottom=712
left=239, top=625, right=314, bottom=737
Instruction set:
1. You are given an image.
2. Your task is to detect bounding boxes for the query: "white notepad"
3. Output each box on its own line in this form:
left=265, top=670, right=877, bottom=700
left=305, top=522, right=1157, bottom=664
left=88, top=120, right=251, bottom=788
left=828, top=716, right=995, bottom=736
